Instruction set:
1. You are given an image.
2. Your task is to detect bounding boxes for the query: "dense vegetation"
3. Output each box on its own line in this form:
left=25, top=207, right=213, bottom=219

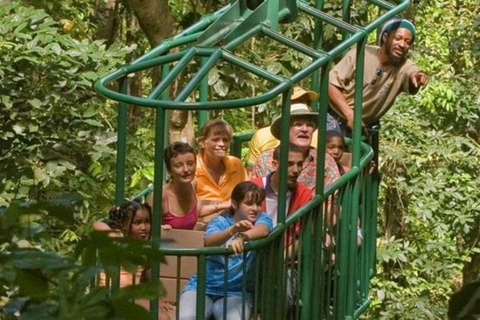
left=1, top=0, right=479, bottom=319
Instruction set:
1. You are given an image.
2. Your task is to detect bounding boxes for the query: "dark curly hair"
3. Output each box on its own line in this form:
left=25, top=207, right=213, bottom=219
left=107, top=200, right=152, bottom=239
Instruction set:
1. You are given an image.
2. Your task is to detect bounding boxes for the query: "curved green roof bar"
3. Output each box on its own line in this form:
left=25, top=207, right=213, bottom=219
left=96, top=0, right=411, bottom=318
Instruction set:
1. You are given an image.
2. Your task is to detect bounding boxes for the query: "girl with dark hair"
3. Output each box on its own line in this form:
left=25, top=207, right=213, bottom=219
left=96, top=201, right=172, bottom=320
left=179, top=181, right=273, bottom=320
left=147, top=142, right=198, bottom=230
left=326, top=130, right=349, bottom=175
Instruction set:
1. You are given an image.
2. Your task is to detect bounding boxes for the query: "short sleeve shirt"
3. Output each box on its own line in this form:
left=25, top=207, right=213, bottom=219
left=329, top=45, right=419, bottom=124
left=250, top=147, right=340, bottom=190
left=246, top=127, right=319, bottom=167
left=195, top=155, right=247, bottom=203
left=183, top=213, right=273, bottom=297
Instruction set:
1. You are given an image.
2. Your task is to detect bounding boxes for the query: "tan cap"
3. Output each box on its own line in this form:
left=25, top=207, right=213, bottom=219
left=291, top=86, right=318, bottom=101
left=270, top=103, right=318, bottom=139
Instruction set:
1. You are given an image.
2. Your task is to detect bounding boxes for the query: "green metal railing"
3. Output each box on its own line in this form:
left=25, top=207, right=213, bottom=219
left=95, top=0, right=409, bottom=318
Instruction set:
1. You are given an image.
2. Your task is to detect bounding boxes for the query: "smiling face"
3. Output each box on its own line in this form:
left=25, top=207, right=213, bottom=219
left=289, top=116, right=316, bottom=151
left=233, top=192, right=262, bottom=223
left=125, top=208, right=151, bottom=241
left=201, top=130, right=230, bottom=161
left=168, top=152, right=196, bottom=183
left=383, top=28, right=412, bottom=65
left=326, top=136, right=344, bottom=162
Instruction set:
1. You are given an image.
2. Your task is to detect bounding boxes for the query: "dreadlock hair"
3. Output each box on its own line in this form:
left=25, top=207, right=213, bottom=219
left=107, top=200, right=152, bottom=239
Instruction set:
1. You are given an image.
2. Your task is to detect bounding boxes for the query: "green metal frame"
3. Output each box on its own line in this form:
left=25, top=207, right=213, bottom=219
left=95, top=0, right=410, bottom=318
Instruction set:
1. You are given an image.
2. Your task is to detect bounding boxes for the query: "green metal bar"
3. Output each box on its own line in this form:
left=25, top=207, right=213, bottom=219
left=115, top=77, right=128, bottom=207
left=97, top=80, right=290, bottom=110
left=221, top=51, right=285, bottom=83
left=161, top=64, right=171, bottom=182
left=300, top=213, right=313, bottom=319
left=262, top=27, right=325, bottom=59
left=223, top=24, right=262, bottom=51
left=310, top=0, right=325, bottom=112
left=298, top=3, right=359, bottom=33
left=148, top=48, right=197, bottom=100
left=315, top=63, right=329, bottom=197
left=342, top=0, right=352, bottom=40
left=276, top=88, right=292, bottom=227
left=231, top=133, right=254, bottom=158
left=346, top=177, right=361, bottom=317
left=336, top=182, right=352, bottom=319
left=198, top=57, right=209, bottom=128
left=124, top=50, right=188, bottom=75
left=149, top=105, right=166, bottom=318
left=196, top=255, right=207, bottom=320
left=174, top=50, right=222, bottom=102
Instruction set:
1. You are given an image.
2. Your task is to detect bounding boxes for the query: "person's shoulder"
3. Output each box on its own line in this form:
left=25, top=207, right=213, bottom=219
left=225, top=155, right=244, bottom=169
left=255, top=213, right=273, bottom=229
left=208, top=213, right=233, bottom=227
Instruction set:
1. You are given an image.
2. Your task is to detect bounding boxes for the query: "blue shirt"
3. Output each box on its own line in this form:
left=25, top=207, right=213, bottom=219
left=183, top=213, right=273, bottom=297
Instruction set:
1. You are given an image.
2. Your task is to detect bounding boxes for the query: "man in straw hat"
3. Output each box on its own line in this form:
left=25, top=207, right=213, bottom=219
left=246, top=86, right=320, bottom=173
left=328, top=18, right=429, bottom=135
left=251, top=102, right=340, bottom=190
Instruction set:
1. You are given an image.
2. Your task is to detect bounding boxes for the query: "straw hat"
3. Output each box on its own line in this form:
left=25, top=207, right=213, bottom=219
left=270, top=103, right=318, bottom=139
left=291, top=86, right=318, bottom=101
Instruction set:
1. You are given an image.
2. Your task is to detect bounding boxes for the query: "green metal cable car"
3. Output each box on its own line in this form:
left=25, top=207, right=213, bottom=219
left=95, top=0, right=411, bottom=318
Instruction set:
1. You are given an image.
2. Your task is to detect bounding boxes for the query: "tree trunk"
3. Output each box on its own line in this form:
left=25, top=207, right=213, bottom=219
left=125, top=0, right=195, bottom=145
left=124, top=0, right=175, bottom=48
left=94, top=0, right=121, bottom=46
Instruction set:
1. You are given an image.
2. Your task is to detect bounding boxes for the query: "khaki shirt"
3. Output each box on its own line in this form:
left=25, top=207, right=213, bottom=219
left=329, top=45, right=418, bottom=124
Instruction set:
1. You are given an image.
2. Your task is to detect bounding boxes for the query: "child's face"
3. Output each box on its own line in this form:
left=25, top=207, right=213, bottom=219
left=125, top=208, right=151, bottom=241
left=233, top=193, right=261, bottom=223
left=326, top=137, right=344, bottom=162
left=168, top=152, right=196, bottom=183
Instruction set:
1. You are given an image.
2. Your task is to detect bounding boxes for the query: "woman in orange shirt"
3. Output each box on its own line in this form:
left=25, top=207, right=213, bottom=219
left=195, top=119, right=247, bottom=223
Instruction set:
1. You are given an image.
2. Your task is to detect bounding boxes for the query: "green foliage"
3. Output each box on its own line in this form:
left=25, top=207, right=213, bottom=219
left=0, top=201, right=164, bottom=319
left=0, top=2, right=137, bottom=252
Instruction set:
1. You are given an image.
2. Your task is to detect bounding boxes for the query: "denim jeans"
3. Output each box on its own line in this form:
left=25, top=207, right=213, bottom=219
left=178, top=290, right=252, bottom=320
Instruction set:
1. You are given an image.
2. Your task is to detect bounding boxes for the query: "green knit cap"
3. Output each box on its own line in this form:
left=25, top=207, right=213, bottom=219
left=377, top=18, right=416, bottom=46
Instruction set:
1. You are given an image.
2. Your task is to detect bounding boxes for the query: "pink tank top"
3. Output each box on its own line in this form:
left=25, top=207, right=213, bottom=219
left=162, top=186, right=197, bottom=230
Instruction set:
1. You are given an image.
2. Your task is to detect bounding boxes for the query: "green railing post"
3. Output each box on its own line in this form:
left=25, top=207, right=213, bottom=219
left=198, top=57, right=209, bottom=129
left=115, top=77, right=128, bottom=207
left=150, top=105, right=166, bottom=318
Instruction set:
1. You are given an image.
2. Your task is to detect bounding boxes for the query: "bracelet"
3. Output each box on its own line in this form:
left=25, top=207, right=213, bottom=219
left=214, top=201, right=219, bottom=211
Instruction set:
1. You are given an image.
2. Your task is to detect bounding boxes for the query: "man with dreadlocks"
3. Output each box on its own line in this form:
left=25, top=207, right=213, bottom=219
left=327, top=18, right=429, bottom=136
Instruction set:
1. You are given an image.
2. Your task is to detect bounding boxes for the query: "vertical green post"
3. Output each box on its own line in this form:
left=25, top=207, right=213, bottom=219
left=115, top=77, right=128, bottom=207
left=276, top=89, right=292, bottom=226
left=198, top=57, right=209, bottom=128
left=342, top=0, right=352, bottom=40
left=196, top=255, right=207, bottom=320
left=310, top=0, right=325, bottom=112
left=111, top=77, right=128, bottom=294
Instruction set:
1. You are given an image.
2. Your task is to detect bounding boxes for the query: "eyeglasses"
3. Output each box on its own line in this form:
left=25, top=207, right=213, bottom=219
left=370, top=68, right=383, bottom=85
left=292, top=120, right=316, bottom=129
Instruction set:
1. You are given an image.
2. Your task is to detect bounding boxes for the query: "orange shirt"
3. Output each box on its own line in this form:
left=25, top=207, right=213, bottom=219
left=195, top=155, right=247, bottom=203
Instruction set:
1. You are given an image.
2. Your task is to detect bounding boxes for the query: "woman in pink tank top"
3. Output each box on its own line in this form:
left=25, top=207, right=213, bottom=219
left=147, top=142, right=198, bottom=230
